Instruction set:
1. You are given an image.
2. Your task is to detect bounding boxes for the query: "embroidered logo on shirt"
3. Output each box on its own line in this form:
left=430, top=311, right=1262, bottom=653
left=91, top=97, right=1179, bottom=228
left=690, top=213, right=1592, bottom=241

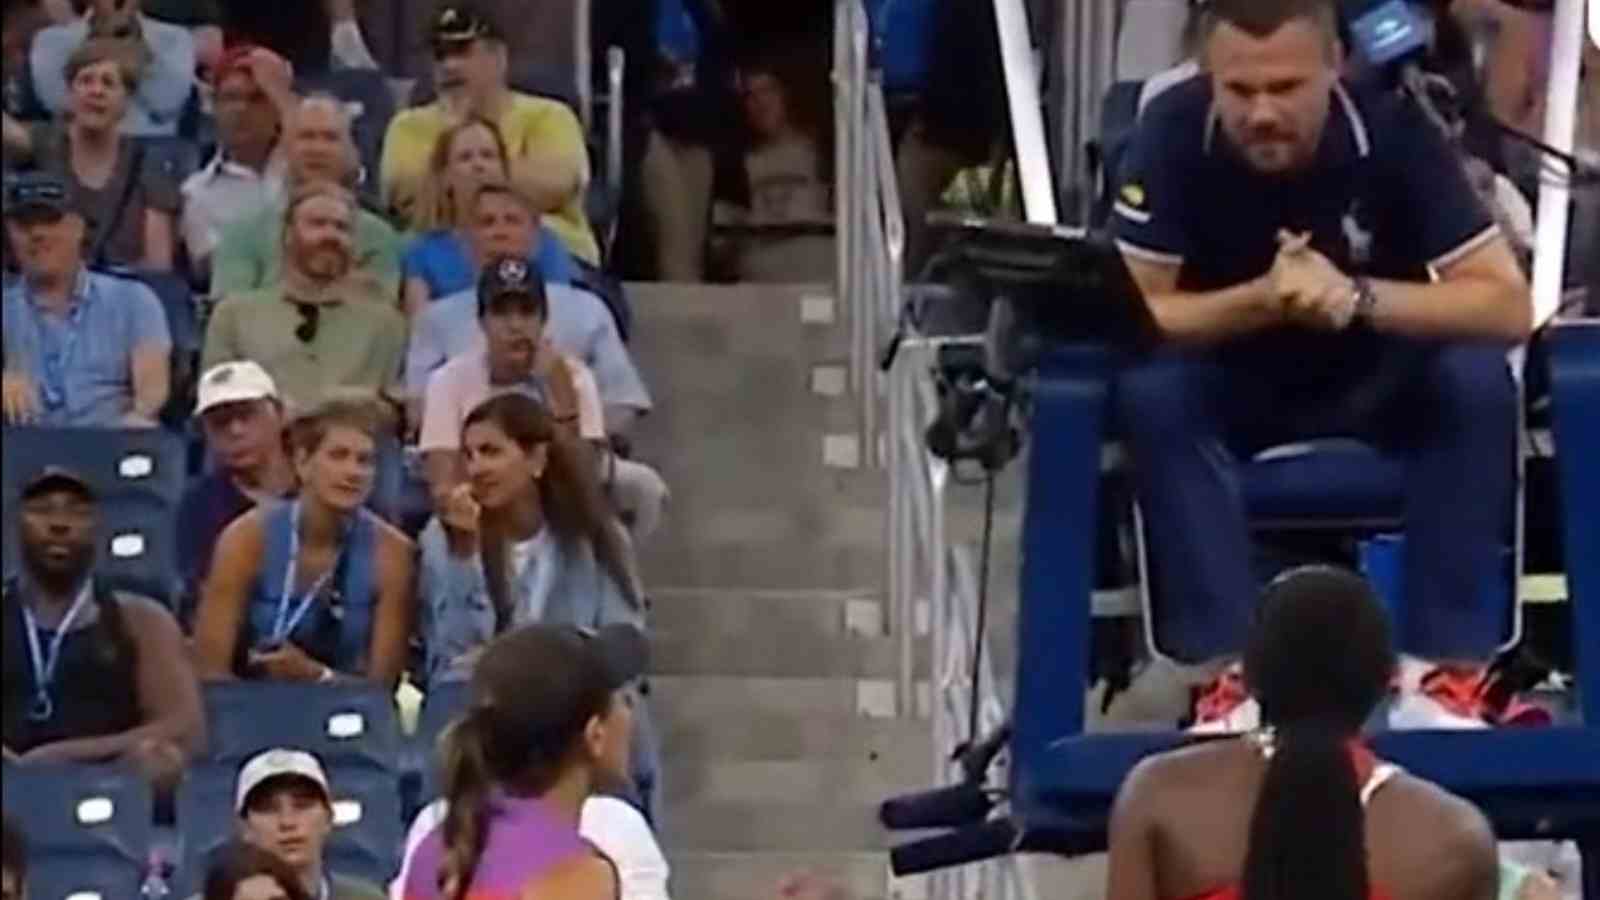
left=1114, top=182, right=1151, bottom=224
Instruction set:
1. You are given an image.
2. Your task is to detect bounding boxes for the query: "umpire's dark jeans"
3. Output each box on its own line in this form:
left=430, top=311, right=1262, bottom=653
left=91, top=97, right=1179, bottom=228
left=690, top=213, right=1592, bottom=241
left=1113, top=332, right=1517, bottom=663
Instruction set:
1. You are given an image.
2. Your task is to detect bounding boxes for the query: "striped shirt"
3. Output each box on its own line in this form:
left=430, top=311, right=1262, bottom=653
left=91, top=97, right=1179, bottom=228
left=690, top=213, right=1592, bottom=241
left=2, top=269, right=171, bottom=427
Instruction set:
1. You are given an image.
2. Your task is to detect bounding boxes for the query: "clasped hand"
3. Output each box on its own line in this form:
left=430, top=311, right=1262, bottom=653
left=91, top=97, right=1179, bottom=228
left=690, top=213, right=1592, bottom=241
left=1271, top=230, right=1358, bottom=331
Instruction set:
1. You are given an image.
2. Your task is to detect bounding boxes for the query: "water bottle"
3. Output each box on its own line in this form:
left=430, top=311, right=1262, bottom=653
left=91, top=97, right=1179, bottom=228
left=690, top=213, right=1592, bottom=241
left=140, top=850, right=172, bottom=900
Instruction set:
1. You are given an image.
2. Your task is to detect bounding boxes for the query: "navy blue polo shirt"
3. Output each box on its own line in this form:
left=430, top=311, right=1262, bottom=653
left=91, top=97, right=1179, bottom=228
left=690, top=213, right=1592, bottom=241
left=1111, top=77, right=1497, bottom=292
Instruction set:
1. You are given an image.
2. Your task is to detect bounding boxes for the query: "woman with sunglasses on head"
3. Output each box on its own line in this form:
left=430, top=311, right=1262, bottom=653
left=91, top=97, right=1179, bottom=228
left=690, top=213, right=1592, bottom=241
left=418, top=391, right=657, bottom=812
left=204, top=842, right=314, bottom=900
left=398, top=116, right=578, bottom=318
left=195, top=394, right=416, bottom=689
left=402, top=622, right=646, bottom=900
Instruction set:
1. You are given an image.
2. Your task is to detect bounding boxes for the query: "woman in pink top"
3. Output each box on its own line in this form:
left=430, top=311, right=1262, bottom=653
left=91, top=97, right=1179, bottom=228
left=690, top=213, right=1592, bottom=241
left=403, top=623, right=646, bottom=900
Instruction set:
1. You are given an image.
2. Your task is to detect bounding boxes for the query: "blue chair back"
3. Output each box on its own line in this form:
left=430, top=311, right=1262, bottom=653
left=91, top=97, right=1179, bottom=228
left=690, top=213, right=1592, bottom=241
left=202, top=682, right=402, bottom=772
left=23, top=854, right=145, bottom=900
left=870, top=0, right=938, bottom=94
left=413, top=681, right=472, bottom=807
left=0, top=763, right=153, bottom=863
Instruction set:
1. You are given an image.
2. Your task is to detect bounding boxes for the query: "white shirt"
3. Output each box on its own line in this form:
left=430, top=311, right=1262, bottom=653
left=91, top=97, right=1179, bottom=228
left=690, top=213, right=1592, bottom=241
left=391, top=798, right=672, bottom=900
left=179, top=150, right=287, bottom=261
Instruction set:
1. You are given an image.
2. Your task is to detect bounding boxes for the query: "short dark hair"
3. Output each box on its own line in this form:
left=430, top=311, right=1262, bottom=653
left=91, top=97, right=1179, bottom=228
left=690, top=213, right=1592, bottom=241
left=2, top=816, right=26, bottom=884
left=1202, top=0, right=1339, bottom=46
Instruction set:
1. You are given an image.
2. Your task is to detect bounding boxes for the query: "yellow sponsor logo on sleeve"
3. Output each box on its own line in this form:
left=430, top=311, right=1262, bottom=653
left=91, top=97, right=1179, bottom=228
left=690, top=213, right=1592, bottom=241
left=1120, top=183, right=1146, bottom=208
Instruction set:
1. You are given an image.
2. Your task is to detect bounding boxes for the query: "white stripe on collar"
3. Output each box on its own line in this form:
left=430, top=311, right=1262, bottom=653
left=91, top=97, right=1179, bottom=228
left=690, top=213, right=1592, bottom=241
left=1331, top=82, right=1371, bottom=158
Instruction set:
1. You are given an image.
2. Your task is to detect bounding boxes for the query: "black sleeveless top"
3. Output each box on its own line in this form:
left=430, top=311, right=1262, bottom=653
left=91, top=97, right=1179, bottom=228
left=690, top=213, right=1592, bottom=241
left=2, top=582, right=141, bottom=754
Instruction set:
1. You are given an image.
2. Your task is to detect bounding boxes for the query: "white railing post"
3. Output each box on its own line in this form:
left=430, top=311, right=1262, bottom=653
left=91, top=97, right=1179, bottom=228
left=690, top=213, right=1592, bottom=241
left=1532, top=0, right=1585, bottom=327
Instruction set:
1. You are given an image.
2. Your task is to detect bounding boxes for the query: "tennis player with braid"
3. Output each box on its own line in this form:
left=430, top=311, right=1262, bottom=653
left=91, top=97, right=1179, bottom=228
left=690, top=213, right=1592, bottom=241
left=1107, top=566, right=1499, bottom=900
left=401, top=622, right=646, bottom=900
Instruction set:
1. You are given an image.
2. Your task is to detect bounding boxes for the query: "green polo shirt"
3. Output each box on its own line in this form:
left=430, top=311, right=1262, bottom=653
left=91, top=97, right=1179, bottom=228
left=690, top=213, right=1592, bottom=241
left=201, top=285, right=408, bottom=413
left=211, top=203, right=403, bottom=302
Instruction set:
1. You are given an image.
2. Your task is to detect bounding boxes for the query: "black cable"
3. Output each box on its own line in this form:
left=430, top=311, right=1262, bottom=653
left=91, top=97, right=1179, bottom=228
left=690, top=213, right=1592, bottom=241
left=966, top=464, right=999, bottom=744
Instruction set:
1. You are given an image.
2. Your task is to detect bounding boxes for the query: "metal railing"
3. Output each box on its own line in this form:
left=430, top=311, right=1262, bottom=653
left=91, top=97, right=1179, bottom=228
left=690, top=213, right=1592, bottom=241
left=833, top=0, right=1039, bottom=897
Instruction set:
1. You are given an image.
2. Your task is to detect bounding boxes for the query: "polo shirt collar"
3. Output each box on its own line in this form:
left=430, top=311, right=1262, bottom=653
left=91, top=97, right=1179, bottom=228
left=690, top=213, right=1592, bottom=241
left=25, top=268, right=95, bottom=314
left=1203, top=81, right=1372, bottom=163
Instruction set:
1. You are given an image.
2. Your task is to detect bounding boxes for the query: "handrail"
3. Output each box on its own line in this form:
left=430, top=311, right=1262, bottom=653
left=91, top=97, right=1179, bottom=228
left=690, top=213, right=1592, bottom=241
left=836, top=0, right=1032, bottom=897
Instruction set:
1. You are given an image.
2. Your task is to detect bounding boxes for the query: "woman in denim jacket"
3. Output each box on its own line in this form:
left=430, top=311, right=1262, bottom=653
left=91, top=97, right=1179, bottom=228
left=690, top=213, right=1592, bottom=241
left=416, top=392, right=658, bottom=815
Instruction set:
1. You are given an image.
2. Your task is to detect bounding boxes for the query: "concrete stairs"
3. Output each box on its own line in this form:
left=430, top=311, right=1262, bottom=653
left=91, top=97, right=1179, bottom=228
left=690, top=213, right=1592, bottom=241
left=627, top=283, right=929, bottom=900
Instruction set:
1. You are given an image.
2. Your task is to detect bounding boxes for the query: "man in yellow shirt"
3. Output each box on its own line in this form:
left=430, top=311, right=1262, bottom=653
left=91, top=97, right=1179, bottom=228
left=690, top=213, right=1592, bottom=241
left=380, top=3, right=599, bottom=264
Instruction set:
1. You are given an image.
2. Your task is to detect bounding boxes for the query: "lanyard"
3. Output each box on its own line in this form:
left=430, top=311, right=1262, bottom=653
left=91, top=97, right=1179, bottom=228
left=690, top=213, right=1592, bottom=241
left=21, top=580, right=95, bottom=722
left=270, top=502, right=342, bottom=646
left=26, top=283, right=85, bottom=411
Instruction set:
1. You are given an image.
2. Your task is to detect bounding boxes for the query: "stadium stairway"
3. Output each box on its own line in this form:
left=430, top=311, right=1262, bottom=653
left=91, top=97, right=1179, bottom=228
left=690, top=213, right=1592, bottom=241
left=628, top=283, right=931, bottom=900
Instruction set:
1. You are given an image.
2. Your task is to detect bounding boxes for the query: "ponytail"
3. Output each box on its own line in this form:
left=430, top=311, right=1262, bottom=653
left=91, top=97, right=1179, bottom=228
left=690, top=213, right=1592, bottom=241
left=1242, top=725, right=1368, bottom=900
left=437, top=711, right=496, bottom=900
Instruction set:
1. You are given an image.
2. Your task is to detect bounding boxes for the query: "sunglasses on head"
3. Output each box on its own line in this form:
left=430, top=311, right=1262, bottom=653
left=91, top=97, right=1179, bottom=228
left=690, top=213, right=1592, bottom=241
left=294, top=303, right=320, bottom=343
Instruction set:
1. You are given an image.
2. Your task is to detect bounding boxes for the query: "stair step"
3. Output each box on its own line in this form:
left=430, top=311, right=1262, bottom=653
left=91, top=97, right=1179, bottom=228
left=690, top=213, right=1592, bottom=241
left=641, top=542, right=886, bottom=592
left=659, top=800, right=891, bottom=853
left=649, top=676, right=901, bottom=723
left=649, top=588, right=885, bottom=637
left=667, top=852, right=894, bottom=900
left=652, top=629, right=928, bottom=679
left=658, top=710, right=929, bottom=763
left=662, top=754, right=930, bottom=807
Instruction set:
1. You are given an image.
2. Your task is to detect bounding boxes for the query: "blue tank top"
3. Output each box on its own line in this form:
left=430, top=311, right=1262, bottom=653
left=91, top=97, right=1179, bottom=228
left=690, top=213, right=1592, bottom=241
left=244, top=502, right=379, bottom=673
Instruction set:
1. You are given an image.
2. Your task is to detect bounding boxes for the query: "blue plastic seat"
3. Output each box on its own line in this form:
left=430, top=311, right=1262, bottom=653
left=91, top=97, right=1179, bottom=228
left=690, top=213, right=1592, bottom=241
left=412, top=681, right=472, bottom=808
left=0, top=764, right=152, bottom=880
left=1240, top=439, right=1407, bottom=530
left=22, top=853, right=145, bottom=900
left=175, top=761, right=404, bottom=895
left=202, top=682, right=402, bottom=772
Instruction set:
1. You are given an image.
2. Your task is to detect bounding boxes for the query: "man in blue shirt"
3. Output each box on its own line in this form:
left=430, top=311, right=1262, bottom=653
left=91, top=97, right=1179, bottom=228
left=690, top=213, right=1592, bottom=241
left=1111, top=0, right=1530, bottom=674
left=407, top=182, right=651, bottom=434
left=28, top=0, right=196, bottom=137
left=1, top=172, right=170, bottom=428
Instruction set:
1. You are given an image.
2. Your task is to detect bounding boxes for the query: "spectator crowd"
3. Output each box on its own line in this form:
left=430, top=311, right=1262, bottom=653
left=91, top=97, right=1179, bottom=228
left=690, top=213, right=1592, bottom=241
left=0, top=0, right=1594, bottom=897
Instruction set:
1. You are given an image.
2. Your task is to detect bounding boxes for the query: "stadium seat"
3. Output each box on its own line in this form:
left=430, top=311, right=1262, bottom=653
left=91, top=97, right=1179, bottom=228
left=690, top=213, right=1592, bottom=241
left=412, top=681, right=472, bottom=808
left=175, top=762, right=404, bottom=895
left=1, top=428, right=187, bottom=603
left=870, top=0, right=939, bottom=95
left=0, top=763, right=153, bottom=856
left=201, top=682, right=402, bottom=772
left=22, top=854, right=145, bottom=900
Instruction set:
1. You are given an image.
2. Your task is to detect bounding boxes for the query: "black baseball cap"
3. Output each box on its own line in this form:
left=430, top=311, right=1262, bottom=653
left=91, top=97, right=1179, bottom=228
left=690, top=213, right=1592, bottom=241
left=4, top=172, right=74, bottom=223
left=20, top=466, right=97, bottom=503
left=467, top=624, right=650, bottom=755
left=477, top=255, right=548, bottom=316
left=432, top=3, right=502, bottom=47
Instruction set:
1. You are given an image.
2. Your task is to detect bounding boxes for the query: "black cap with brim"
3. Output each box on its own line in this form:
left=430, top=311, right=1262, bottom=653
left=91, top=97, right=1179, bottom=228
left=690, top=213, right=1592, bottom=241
left=431, top=3, right=501, bottom=46
left=20, top=466, right=97, bottom=503
left=477, top=255, right=547, bottom=315
left=582, top=624, right=650, bottom=690
left=4, top=172, right=73, bottom=222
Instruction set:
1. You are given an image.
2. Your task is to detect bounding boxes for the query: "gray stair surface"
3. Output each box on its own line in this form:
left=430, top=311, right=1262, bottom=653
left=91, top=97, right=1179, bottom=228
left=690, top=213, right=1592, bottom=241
left=627, top=283, right=928, bottom=900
